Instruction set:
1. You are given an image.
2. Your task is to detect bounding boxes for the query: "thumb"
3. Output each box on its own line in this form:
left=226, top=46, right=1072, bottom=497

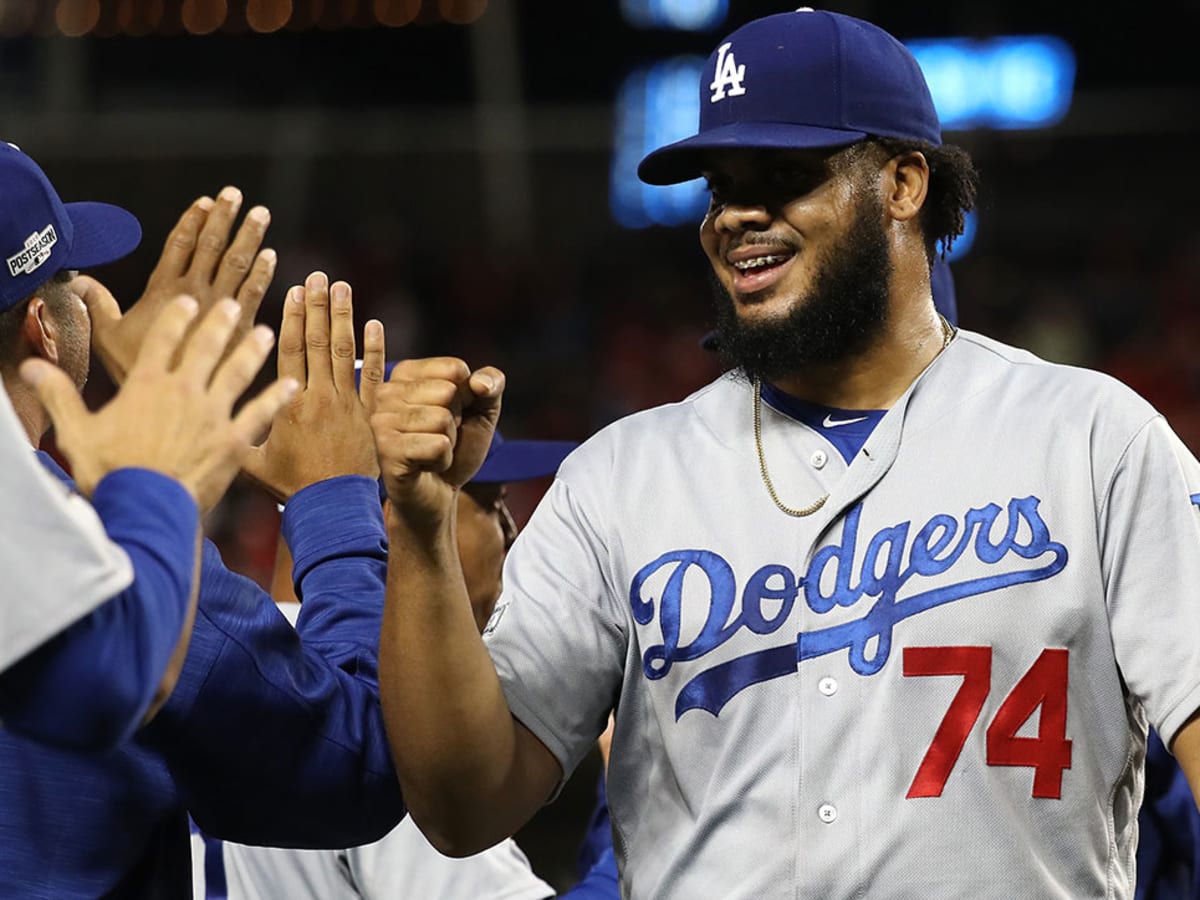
left=466, top=366, right=505, bottom=427
left=75, top=274, right=121, bottom=329
left=20, top=359, right=89, bottom=438
left=445, top=366, right=505, bottom=486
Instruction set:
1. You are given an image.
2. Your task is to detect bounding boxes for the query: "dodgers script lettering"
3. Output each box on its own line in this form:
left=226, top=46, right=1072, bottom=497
left=629, top=497, right=1068, bottom=719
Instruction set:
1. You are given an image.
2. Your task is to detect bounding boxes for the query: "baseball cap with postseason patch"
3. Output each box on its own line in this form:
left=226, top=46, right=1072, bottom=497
left=637, top=8, right=941, bottom=186
left=0, top=141, right=142, bottom=312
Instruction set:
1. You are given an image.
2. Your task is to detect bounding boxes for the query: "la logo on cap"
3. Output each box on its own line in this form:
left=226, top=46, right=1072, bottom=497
left=709, top=42, right=746, bottom=102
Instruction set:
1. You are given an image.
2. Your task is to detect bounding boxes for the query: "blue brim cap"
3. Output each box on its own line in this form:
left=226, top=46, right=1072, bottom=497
left=637, top=10, right=941, bottom=186
left=473, top=433, right=578, bottom=484
left=60, top=201, right=143, bottom=271
left=640, top=122, right=867, bottom=187
left=0, top=142, right=142, bottom=311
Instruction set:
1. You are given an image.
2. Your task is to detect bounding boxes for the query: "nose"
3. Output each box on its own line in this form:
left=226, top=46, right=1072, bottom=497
left=709, top=199, right=772, bottom=235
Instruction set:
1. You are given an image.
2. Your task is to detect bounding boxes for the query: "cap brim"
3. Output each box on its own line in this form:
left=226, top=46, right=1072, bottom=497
left=60, top=201, right=142, bottom=270
left=473, top=440, right=578, bottom=484
left=637, top=122, right=867, bottom=186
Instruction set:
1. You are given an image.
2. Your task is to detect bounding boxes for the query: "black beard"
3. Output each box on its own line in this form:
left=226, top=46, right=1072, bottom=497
left=708, top=194, right=893, bottom=383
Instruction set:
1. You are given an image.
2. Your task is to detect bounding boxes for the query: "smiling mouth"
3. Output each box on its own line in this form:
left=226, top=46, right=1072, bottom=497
left=731, top=254, right=791, bottom=273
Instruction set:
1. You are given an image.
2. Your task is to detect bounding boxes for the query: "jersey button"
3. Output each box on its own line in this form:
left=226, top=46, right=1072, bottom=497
left=810, top=450, right=828, bottom=469
left=817, top=803, right=837, bottom=824
left=818, top=676, right=838, bottom=696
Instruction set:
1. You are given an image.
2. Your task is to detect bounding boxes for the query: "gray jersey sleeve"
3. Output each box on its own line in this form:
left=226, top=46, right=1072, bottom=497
left=1102, top=414, right=1200, bottom=745
left=0, top=384, right=133, bottom=673
left=484, top=470, right=627, bottom=781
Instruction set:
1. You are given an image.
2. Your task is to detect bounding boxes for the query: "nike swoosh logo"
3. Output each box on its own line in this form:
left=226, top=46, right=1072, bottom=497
left=822, top=414, right=868, bottom=428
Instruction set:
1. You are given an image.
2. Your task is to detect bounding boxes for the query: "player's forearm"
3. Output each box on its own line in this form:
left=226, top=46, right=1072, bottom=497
left=380, top=513, right=542, bottom=856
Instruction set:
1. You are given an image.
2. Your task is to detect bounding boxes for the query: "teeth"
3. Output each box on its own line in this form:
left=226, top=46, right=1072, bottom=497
left=733, top=255, right=788, bottom=271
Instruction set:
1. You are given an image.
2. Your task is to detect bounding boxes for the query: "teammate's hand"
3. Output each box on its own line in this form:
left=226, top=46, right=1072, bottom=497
left=20, top=295, right=298, bottom=510
left=82, top=187, right=275, bottom=383
left=241, top=272, right=384, bottom=503
left=371, top=357, right=505, bottom=534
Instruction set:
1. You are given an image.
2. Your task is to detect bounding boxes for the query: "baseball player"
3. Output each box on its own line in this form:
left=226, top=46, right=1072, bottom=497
left=0, top=296, right=292, bottom=746
left=0, top=141, right=296, bottom=750
left=213, top=424, right=618, bottom=900
left=0, top=143, right=404, bottom=897
left=369, top=10, right=1200, bottom=899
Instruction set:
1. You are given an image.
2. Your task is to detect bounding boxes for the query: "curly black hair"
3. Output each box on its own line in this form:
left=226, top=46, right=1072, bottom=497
left=869, top=137, right=980, bottom=265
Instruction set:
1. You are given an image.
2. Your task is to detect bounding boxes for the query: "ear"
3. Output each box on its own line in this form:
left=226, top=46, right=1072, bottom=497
left=884, top=151, right=930, bottom=224
left=21, top=297, right=59, bottom=365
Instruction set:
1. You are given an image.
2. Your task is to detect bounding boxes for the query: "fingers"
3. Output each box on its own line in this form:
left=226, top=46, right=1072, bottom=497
left=127, top=295, right=201, bottom=376
left=19, top=359, right=89, bottom=444
left=75, top=275, right=121, bottom=331
left=189, top=186, right=244, bottom=282
left=148, top=196, right=213, bottom=285
left=229, top=376, right=301, bottom=449
left=208, top=324, right=277, bottom=409
left=213, top=204, right=271, bottom=300
left=176, top=298, right=246, bottom=386
left=277, top=285, right=307, bottom=384
left=388, top=357, right=472, bottom=385
left=234, top=247, right=277, bottom=325
left=372, top=422, right=455, bottom=476
left=329, top=281, right=358, bottom=395
left=302, top=271, right=334, bottom=386
left=358, top=319, right=386, bottom=414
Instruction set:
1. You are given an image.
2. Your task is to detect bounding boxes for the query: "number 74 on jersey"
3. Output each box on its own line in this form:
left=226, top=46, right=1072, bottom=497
left=903, top=647, right=1071, bottom=799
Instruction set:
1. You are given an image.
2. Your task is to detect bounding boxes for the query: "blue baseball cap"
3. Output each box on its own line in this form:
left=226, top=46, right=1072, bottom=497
left=472, top=430, right=577, bottom=484
left=638, top=9, right=941, bottom=186
left=0, top=141, right=142, bottom=312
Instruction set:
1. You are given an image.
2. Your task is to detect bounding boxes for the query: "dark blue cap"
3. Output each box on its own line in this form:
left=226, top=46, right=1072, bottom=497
left=638, top=9, right=941, bottom=186
left=473, top=430, right=578, bottom=484
left=0, top=141, right=142, bottom=311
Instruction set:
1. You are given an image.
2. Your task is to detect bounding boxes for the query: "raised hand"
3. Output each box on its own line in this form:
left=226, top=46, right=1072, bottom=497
left=20, top=295, right=297, bottom=511
left=241, top=271, right=384, bottom=503
left=82, top=186, right=275, bottom=382
left=370, top=357, right=505, bottom=534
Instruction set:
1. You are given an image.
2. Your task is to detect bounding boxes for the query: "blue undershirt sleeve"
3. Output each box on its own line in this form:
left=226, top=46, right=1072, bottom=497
left=140, top=475, right=404, bottom=848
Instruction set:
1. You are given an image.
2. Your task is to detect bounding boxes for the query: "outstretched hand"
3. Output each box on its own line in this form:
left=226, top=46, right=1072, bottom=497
left=83, top=186, right=275, bottom=383
left=21, top=295, right=297, bottom=511
left=370, top=357, right=505, bottom=535
left=241, top=271, right=384, bottom=503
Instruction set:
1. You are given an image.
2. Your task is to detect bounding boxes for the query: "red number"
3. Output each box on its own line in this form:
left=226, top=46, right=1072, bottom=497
left=986, top=649, right=1072, bottom=798
left=903, top=646, right=992, bottom=798
left=904, top=647, right=1072, bottom=799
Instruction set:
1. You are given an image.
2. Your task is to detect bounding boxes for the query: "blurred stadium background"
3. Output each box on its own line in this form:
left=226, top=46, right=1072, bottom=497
left=7, top=0, right=1199, bottom=890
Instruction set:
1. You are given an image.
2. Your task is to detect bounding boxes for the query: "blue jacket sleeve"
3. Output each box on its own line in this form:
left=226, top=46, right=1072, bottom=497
left=559, top=849, right=619, bottom=900
left=139, top=475, right=405, bottom=849
left=559, top=775, right=619, bottom=898
left=0, top=464, right=198, bottom=751
left=1135, top=729, right=1200, bottom=900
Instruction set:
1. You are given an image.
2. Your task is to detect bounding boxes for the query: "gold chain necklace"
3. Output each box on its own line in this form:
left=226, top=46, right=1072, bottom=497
left=753, top=316, right=955, bottom=518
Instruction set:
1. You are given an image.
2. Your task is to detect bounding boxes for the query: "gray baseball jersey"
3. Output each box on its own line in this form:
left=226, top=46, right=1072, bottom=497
left=483, top=329, right=1200, bottom=899
left=0, top=384, right=133, bottom=673
left=221, top=821, right=553, bottom=900
left=214, top=600, right=555, bottom=900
